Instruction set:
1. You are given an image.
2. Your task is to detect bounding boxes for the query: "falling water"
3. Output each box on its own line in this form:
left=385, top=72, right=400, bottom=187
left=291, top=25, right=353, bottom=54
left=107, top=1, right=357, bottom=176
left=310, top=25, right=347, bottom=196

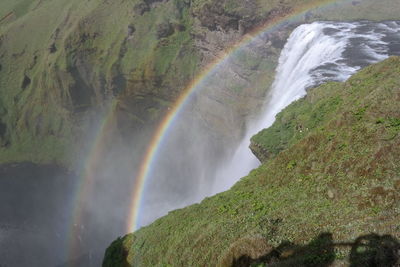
left=212, top=21, right=400, bottom=193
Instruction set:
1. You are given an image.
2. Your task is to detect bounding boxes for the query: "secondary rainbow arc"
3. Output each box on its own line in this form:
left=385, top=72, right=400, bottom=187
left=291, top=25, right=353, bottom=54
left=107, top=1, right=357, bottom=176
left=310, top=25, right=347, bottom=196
left=68, top=102, right=117, bottom=260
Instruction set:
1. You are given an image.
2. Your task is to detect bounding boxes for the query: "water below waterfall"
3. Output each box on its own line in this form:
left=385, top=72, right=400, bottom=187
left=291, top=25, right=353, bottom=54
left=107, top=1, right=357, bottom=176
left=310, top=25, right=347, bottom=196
left=212, top=20, right=400, bottom=193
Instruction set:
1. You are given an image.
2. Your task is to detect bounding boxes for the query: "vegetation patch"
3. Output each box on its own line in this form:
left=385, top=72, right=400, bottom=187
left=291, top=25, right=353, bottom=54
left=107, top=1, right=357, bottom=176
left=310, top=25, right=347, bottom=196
left=104, top=57, right=400, bottom=266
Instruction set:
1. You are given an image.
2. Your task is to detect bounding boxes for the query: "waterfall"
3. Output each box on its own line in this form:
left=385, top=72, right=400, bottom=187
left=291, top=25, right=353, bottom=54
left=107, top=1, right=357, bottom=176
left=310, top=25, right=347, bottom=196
left=137, top=21, right=400, bottom=228
left=212, top=21, right=400, bottom=193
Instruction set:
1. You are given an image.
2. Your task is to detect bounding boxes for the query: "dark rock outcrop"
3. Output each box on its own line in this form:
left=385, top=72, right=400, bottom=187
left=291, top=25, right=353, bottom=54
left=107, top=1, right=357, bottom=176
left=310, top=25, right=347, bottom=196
left=156, top=22, right=174, bottom=39
left=249, top=142, right=270, bottom=163
left=21, top=74, right=31, bottom=89
left=133, top=2, right=150, bottom=15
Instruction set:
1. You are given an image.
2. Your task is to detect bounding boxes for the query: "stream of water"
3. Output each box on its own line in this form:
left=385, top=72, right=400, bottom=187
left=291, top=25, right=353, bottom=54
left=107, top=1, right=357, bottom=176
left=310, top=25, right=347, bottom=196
left=212, top=21, right=400, bottom=193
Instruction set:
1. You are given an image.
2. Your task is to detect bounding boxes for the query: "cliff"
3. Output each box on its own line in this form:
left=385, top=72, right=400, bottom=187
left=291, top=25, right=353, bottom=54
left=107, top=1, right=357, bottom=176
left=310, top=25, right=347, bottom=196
left=0, top=0, right=288, bottom=166
left=1, top=0, right=400, bottom=167
left=104, top=57, right=400, bottom=266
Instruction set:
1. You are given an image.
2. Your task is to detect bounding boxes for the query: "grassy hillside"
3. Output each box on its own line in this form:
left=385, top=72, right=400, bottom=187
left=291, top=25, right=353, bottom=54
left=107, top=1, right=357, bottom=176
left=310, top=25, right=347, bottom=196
left=1, top=0, right=400, bottom=167
left=0, top=0, right=199, bottom=165
left=0, top=0, right=128, bottom=164
left=104, top=57, right=400, bottom=266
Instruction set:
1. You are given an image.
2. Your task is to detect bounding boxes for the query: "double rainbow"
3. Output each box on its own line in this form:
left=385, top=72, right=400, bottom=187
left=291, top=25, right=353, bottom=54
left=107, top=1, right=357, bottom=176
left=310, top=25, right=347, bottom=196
left=70, top=1, right=349, bottom=257
left=126, top=0, right=347, bottom=232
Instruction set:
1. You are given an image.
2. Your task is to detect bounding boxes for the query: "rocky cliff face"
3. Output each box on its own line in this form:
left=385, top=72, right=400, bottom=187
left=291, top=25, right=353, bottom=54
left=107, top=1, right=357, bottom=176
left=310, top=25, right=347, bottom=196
left=0, top=0, right=284, bottom=165
left=2, top=0, right=399, bottom=166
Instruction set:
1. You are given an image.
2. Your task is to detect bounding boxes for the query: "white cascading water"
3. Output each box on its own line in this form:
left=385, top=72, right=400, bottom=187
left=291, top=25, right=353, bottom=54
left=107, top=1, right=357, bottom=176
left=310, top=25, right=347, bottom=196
left=212, top=21, right=400, bottom=193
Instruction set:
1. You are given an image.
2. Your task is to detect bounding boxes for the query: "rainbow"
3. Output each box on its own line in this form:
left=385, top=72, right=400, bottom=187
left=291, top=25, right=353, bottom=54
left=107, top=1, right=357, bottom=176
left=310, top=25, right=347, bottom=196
left=66, top=0, right=342, bottom=257
left=68, top=102, right=117, bottom=260
left=126, top=0, right=349, bottom=232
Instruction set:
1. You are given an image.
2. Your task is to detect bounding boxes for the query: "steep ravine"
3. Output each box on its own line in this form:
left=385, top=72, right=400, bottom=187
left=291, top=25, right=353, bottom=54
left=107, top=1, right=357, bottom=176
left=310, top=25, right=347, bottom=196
left=1, top=0, right=400, bottom=266
left=123, top=0, right=400, bottom=229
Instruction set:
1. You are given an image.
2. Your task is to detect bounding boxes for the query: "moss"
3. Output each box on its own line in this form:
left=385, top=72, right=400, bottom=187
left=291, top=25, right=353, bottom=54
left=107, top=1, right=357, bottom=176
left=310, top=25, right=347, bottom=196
left=250, top=82, right=344, bottom=161
left=1, top=0, right=400, bottom=167
left=0, top=0, right=198, bottom=167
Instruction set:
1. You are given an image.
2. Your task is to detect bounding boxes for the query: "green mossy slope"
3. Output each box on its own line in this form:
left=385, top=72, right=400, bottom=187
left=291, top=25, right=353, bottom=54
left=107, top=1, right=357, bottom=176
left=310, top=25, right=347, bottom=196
left=104, top=57, right=400, bottom=266
left=1, top=0, right=400, bottom=167
left=0, top=0, right=200, bottom=165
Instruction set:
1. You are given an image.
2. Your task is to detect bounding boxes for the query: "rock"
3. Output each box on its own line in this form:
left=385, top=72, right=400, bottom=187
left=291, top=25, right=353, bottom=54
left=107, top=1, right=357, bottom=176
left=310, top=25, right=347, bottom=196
left=133, top=2, right=150, bottom=15
left=327, top=189, right=335, bottom=199
left=156, top=22, right=174, bottom=39
left=305, top=11, right=314, bottom=21
left=21, top=74, right=31, bottom=89
left=127, top=24, right=135, bottom=37
left=173, top=23, right=186, bottom=32
left=49, top=43, right=57, bottom=53
left=249, top=142, right=270, bottom=162
left=194, top=2, right=241, bottom=32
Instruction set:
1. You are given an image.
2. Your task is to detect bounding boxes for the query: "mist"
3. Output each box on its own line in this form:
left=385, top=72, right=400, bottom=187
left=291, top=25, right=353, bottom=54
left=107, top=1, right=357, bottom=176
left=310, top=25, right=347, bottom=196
left=138, top=19, right=400, bottom=229
left=0, top=163, right=76, bottom=266
left=1, top=3, right=400, bottom=267
left=0, top=107, right=157, bottom=266
left=213, top=20, right=400, bottom=194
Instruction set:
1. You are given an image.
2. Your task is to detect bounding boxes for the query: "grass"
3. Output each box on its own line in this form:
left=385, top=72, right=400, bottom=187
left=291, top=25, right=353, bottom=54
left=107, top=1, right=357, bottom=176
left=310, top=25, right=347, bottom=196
left=104, top=57, right=400, bottom=266
left=0, top=0, right=198, bottom=166
left=250, top=81, right=344, bottom=161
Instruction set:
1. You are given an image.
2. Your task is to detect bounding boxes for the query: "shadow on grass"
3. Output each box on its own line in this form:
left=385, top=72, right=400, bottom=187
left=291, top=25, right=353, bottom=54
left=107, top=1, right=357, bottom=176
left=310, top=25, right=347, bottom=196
left=349, top=234, right=400, bottom=267
left=231, top=233, right=400, bottom=267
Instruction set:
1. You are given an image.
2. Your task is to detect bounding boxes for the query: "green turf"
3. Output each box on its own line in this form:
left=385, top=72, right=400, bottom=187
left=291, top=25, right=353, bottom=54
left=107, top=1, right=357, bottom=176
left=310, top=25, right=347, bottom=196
left=104, top=57, right=400, bottom=266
